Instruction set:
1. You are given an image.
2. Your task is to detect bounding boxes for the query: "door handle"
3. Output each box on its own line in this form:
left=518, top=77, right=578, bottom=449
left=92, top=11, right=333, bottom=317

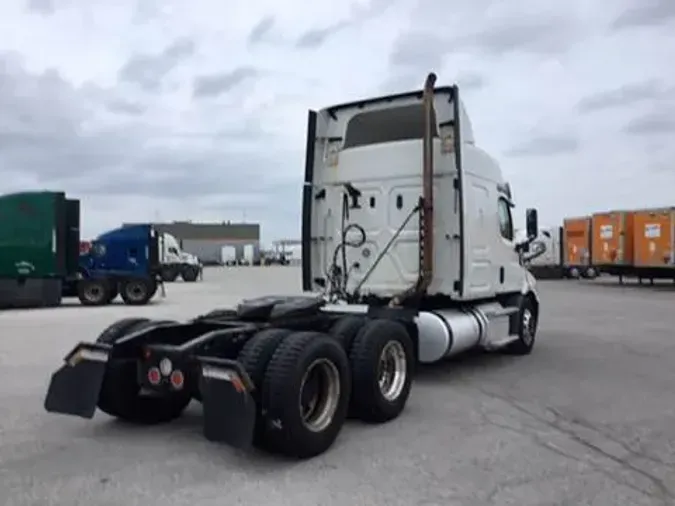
left=499, top=266, right=505, bottom=284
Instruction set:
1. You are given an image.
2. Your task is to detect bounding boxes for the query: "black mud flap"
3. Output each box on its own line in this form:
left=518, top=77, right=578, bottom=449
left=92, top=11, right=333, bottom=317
left=197, top=357, right=256, bottom=450
left=44, top=342, right=112, bottom=419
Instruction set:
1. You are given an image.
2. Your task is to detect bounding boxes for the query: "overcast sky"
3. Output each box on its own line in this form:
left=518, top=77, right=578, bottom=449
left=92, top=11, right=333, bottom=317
left=1, top=0, right=674, bottom=242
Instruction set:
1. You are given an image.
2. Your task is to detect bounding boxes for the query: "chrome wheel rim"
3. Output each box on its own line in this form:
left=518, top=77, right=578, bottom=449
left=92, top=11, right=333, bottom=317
left=378, top=340, right=407, bottom=402
left=299, top=358, right=341, bottom=432
left=521, top=309, right=535, bottom=345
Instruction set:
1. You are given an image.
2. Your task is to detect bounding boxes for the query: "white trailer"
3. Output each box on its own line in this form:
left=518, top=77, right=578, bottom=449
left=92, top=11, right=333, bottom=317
left=221, top=246, right=237, bottom=266
left=242, top=244, right=255, bottom=265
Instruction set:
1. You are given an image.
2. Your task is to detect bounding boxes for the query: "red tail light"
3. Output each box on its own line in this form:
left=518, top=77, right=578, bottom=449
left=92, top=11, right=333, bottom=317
left=170, top=370, right=184, bottom=390
left=147, top=367, right=161, bottom=385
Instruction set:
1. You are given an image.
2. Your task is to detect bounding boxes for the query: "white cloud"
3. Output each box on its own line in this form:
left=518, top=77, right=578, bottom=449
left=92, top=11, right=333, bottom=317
left=0, top=0, right=674, bottom=240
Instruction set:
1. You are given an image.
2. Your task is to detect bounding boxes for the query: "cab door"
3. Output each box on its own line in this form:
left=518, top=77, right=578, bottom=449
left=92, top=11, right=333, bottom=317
left=497, top=196, right=523, bottom=292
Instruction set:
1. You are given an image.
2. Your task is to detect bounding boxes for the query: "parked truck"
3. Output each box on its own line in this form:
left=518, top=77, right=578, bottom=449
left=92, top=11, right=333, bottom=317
left=520, top=227, right=563, bottom=279
left=44, top=73, right=541, bottom=459
left=66, top=223, right=163, bottom=306
left=0, top=191, right=79, bottom=308
left=159, top=232, right=202, bottom=282
left=0, top=191, right=163, bottom=309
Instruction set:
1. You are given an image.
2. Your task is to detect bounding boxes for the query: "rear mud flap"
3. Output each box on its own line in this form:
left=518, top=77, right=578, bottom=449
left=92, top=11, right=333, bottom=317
left=44, top=342, right=112, bottom=419
left=197, top=357, right=256, bottom=450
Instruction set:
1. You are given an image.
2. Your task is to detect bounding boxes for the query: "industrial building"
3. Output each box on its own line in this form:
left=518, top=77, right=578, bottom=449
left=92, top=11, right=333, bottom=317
left=123, top=221, right=260, bottom=265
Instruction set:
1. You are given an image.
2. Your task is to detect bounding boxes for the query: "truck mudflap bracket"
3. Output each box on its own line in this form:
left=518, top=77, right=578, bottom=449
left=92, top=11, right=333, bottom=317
left=197, top=356, right=256, bottom=449
left=44, top=341, right=112, bottom=419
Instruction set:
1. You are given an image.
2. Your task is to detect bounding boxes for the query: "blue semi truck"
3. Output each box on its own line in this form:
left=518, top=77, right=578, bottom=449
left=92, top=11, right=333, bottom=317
left=62, top=224, right=163, bottom=306
left=0, top=191, right=163, bottom=309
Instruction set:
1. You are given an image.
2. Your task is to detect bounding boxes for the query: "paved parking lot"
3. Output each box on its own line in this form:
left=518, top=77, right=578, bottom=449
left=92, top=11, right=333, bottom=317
left=1, top=268, right=674, bottom=506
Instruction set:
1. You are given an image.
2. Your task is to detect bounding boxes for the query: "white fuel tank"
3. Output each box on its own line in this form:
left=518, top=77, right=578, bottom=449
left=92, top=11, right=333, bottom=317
left=415, top=308, right=490, bottom=363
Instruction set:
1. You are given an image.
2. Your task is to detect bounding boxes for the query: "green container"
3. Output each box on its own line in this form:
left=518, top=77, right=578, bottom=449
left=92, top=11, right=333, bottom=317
left=0, top=191, right=66, bottom=278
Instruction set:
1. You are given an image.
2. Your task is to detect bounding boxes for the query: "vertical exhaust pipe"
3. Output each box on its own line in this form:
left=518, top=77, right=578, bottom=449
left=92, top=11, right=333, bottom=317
left=390, top=72, right=437, bottom=306
left=418, top=72, right=437, bottom=294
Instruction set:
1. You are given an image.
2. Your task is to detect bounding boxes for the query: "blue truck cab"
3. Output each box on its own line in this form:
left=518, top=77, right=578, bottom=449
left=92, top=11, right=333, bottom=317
left=70, top=224, right=162, bottom=306
left=81, top=225, right=159, bottom=277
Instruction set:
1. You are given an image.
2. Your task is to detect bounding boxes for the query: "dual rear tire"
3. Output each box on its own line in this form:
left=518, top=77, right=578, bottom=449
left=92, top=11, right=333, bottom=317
left=237, top=317, right=414, bottom=459
left=93, top=314, right=414, bottom=458
left=77, top=278, right=157, bottom=306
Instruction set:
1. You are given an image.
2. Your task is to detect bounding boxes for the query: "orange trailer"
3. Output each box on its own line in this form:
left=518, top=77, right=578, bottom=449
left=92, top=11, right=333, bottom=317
left=562, top=216, right=595, bottom=277
left=632, top=208, right=675, bottom=269
left=591, top=210, right=635, bottom=268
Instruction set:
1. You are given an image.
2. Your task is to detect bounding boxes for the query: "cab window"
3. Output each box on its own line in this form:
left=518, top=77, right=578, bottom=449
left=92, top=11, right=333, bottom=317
left=497, top=198, right=514, bottom=241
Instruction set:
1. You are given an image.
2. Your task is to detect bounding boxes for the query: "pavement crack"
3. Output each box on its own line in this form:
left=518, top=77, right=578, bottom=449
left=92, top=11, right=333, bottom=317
left=478, top=388, right=674, bottom=505
left=546, top=406, right=675, bottom=470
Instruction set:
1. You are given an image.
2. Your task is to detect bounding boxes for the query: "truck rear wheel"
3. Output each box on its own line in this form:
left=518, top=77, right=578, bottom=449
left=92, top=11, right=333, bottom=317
left=181, top=266, right=199, bottom=282
left=261, top=332, right=350, bottom=459
left=120, top=279, right=155, bottom=305
left=77, top=279, right=112, bottom=306
left=330, top=315, right=366, bottom=354
left=96, top=319, right=191, bottom=424
left=348, top=319, right=414, bottom=424
left=97, top=317, right=150, bottom=344
left=236, top=328, right=292, bottom=446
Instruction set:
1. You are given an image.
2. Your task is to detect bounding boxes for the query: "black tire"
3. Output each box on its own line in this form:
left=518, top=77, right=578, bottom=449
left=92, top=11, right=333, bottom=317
left=261, top=332, right=350, bottom=459
left=96, top=317, right=151, bottom=344
left=120, top=278, right=156, bottom=306
left=96, top=319, right=190, bottom=424
left=236, top=328, right=292, bottom=446
left=161, top=267, right=179, bottom=282
left=330, top=315, right=366, bottom=355
left=348, top=319, right=414, bottom=424
left=181, top=266, right=199, bottom=282
left=504, top=296, right=538, bottom=355
left=77, top=279, right=112, bottom=306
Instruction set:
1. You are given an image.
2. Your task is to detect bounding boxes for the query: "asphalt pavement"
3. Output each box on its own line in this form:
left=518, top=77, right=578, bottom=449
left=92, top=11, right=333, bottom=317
left=1, top=268, right=673, bottom=506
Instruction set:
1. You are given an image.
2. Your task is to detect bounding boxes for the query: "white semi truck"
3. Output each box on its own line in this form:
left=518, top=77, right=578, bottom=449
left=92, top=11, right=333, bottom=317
left=519, top=227, right=597, bottom=279
left=517, top=227, right=562, bottom=279
left=159, top=232, right=202, bottom=282
left=45, top=73, right=541, bottom=460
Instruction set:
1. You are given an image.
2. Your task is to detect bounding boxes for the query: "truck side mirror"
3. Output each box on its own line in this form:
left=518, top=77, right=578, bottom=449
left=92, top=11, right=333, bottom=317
left=526, top=208, right=538, bottom=238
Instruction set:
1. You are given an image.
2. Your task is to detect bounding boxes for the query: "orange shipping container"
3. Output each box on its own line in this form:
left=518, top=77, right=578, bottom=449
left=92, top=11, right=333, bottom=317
left=632, top=208, right=675, bottom=268
left=591, top=211, right=634, bottom=266
left=562, top=216, right=592, bottom=267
